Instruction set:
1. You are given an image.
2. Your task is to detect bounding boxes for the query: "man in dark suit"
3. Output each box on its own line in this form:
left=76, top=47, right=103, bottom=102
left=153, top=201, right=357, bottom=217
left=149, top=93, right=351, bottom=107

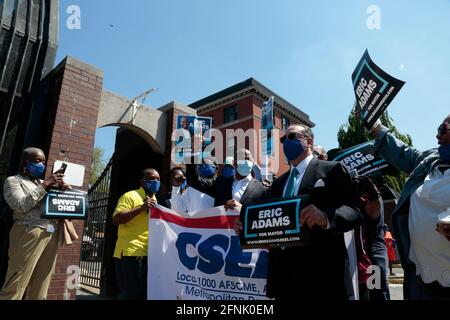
left=185, top=149, right=267, bottom=209
left=217, top=149, right=267, bottom=209
left=263, top=124, right=363, bottom=300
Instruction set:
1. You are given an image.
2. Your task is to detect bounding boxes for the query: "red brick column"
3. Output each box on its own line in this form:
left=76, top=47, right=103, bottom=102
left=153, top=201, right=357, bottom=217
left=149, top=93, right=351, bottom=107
left=42, top=57, right=103, bottom=300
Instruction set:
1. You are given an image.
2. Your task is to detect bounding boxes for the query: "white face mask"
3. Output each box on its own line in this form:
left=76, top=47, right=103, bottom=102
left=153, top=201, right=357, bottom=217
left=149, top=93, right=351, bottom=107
left=236, top=160, right=253, bottom=177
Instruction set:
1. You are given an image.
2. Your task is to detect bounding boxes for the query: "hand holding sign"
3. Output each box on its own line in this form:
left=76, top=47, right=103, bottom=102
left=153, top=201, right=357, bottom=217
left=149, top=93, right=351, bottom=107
left=300, top=204, right=328, bottom=229
left=224, top=199, right=242, bottom=211
left=233, top=218, right=243, bottom=236
left=42, top=172, right=65, bottom=191
left=352, top=50, right=405, bottom=130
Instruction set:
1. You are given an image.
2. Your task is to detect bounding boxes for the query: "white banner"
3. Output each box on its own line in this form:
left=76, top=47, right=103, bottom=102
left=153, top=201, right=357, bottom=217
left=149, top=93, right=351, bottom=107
left=148, top=205, right=269, bottom=300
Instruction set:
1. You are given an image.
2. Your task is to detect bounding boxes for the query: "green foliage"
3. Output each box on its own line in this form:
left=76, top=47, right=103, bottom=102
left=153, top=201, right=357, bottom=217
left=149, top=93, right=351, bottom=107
left=90, top=147, right=106, bottom=185
left=337, top=108, right=413, bottom=193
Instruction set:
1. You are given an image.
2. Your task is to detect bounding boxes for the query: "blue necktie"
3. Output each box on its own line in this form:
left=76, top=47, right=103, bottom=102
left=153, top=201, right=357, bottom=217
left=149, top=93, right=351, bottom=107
left=284, top=167, right=299, bottom=197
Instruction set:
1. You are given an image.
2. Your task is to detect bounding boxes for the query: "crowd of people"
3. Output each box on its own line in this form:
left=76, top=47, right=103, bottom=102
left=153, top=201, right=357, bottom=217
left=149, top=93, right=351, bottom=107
left=1, top=114, right=449, bottom=300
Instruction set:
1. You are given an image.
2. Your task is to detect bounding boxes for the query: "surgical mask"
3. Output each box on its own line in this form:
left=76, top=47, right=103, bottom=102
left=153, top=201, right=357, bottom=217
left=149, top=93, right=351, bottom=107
left=221, top=165, right=235, bottom=178
left=283, top=139, right=306, bottom=161
left=143, top=180, right=160, bottom=194
left=236, top=160, right=253, bottom=177
left=198, top=164, right=216, bottom=178
left=179, top=179, right=188, bottom=191
left=26, top=162, right=46, bottom=178
left=438, top=144, right=450, bottom=162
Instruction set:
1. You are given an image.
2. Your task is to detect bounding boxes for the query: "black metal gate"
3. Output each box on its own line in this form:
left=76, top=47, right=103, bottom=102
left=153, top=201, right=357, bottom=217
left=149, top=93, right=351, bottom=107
left=80, top=155, right=114, bottom=289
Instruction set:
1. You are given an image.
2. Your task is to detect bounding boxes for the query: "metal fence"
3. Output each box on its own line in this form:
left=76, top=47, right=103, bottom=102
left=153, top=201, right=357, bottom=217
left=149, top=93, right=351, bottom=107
left=79, top=155, right=114, bottom=289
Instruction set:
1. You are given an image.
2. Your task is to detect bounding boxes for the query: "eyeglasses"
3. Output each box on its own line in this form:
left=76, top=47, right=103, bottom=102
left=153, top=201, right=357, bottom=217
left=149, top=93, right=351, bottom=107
left=280, top=132, right=303, bottom=144
left=438, top=122, right=449, bottom=136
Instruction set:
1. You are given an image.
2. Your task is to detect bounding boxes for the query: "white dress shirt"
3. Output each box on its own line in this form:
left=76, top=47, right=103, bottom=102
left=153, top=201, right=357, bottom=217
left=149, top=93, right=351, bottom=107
left=232, top=174, right=252, bottom=202
left=283, top=154, right=330, bottom=229
left=409, top=165, right=450, bottom=286
left=170, top=186, right=215, bottom=215
left=282, top=154, right=314, bottom=196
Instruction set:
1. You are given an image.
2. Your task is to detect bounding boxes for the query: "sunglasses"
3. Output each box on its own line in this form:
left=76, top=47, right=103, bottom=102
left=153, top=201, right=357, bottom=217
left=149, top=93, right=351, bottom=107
left=438, top=122, right=449, bottom=136
left=280, top=132, right=304, bottom=144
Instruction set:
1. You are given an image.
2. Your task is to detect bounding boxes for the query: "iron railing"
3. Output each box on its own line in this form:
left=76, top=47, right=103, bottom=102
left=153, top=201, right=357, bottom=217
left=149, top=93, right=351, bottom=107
left=79, top=155, right=114, bottom=289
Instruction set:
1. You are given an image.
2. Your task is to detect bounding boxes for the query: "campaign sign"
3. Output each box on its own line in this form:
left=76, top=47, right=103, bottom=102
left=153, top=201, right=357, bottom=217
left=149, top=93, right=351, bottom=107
left=175, top=115, right=213, bottom=162
left=240, top=196, right=310, bottom=249
left=42, top=189, right=88, bottom=220
left=176, top=115, right=212, bottom=140
left=332, top=140, right=390, bottom=177
left=261, top=97, right=274, bottom=157
left=352, top=50, right=405, bottom=130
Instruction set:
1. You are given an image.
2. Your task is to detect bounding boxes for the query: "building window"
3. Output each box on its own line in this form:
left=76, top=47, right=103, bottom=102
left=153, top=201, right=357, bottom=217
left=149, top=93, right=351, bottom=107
left=282, top=116, right=290, bottom=131
left=224, top=105, right=237, bottom=124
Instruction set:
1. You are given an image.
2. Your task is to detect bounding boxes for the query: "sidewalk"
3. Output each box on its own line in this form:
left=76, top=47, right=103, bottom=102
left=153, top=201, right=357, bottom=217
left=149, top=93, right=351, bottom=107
left=388, top=265, right=404, bottom=300
left=76, top=286, right=102, bottom=300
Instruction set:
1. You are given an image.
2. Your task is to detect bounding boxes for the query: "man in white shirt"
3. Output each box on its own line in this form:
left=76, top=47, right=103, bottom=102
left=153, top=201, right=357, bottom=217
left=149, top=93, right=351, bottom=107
left=217, top=149, right=267, bottom=210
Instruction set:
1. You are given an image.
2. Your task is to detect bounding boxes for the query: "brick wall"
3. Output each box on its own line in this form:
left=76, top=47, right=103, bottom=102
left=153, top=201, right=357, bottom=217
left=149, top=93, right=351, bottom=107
left=43, top=57, right=103, bottom=300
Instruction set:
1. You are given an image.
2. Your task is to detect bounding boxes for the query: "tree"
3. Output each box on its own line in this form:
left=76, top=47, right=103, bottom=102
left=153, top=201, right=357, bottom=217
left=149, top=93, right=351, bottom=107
left=337, top=108, right=412, bottom=193
left=90, top=147, right=107, bottom=185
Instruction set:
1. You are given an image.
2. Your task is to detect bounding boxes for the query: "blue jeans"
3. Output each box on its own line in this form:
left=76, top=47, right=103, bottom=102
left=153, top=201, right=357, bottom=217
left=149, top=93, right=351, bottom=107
left=115, top=256, right=147, bottom=300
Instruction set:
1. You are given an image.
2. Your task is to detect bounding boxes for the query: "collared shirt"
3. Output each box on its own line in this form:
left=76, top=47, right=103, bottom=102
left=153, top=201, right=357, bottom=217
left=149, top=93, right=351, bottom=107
left=232, top=174, right=252, bottom=202
left=408, top=165, right=450, bottom=287
left=113, top=187, right=156, bottom=259
left=282, top=154, right=330, bottom=229
left=3, top=173, right=55, bottom=230
left=282, top=154, right=314, bottom=196
left=170, top=185, right=214, bottom=215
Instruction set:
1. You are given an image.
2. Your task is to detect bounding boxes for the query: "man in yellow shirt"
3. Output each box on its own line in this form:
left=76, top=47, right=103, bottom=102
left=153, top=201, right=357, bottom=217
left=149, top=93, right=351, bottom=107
left=112, top=168, right=160, bottom=300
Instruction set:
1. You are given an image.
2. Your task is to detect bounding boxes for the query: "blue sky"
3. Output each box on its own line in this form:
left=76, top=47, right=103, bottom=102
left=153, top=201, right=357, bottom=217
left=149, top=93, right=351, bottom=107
left=56, top=0, right=450, bottom=161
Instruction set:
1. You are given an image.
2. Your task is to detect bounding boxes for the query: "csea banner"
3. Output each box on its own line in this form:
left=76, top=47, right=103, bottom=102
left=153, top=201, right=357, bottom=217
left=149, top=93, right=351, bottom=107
left=148, top=205, right=269, bottom=300
left=352, top=50, right=405, bottom=130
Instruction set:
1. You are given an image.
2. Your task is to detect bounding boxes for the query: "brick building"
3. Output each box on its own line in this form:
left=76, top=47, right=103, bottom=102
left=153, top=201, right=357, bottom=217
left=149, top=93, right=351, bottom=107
left=190, top=78, right=315, bottom=176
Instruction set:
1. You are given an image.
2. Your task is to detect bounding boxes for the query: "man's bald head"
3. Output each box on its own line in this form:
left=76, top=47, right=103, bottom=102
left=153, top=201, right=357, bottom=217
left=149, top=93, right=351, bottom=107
left=141, top=168, right=159, bottom=180
left=22, top=147, right=45, bottom=162
left=313, top=145, right=328, bottom=161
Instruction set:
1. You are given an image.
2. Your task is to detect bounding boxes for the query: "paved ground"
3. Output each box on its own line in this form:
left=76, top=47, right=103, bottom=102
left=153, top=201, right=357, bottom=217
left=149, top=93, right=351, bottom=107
left=388, top=266, right=404, bottom=300
left=77, top=266, right=406, bottom=300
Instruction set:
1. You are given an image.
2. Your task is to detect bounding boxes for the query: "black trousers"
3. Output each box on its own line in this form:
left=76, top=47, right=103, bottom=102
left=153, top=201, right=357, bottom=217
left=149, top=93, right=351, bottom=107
left=115, top=256, right=148, bottom=300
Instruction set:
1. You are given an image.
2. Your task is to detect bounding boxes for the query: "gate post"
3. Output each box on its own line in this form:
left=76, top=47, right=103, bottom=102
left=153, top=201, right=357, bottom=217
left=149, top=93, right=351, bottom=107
left=43, top=57, right=103, bottom=300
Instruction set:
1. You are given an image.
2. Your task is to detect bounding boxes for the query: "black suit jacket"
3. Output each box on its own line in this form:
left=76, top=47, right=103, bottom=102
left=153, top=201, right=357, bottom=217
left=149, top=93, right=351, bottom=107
left=213, top=176, right=267, bottom=207
left=266, top=158, right=363, bottom=301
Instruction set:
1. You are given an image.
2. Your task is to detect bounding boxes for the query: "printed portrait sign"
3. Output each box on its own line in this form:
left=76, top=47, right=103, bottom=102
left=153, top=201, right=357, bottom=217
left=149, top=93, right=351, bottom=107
left=42, top=189, right=88, bottom=220
left=240, top=196, right=311, bottom=249
left=175, top=115, right=213, bottom=163
left=176, top=115, right=212, bottom=140
left=352, top=50, right=405, bottom=130
left=331, top=140, right=390, bottom=177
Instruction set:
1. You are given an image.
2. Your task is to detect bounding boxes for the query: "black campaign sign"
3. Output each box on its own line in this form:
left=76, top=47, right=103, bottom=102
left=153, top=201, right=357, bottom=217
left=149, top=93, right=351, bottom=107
left=352, top=50, right=405, bottom=130
left=332, top=140, right=390, bottom=177
left=240, top=196, right=310, bottom=249
left=42, top=189, right=88, bottom=220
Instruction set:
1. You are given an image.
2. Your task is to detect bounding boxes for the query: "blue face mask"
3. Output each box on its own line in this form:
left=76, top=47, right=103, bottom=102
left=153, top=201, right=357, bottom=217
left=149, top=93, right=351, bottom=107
left=26, top=162, right=46, bottom=178
left=143, top=180, right=160, bottom=194
left=283, top=139, right=306, bottom=161
left=179, top=179, right=188, bottom=191
left=438, top=144, right=450, bottom=162
left=236, top=160, right=253, bottom=177
left=221, top=165, right=235, bottom=178
left=198, top=164, right=216, bottom=178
